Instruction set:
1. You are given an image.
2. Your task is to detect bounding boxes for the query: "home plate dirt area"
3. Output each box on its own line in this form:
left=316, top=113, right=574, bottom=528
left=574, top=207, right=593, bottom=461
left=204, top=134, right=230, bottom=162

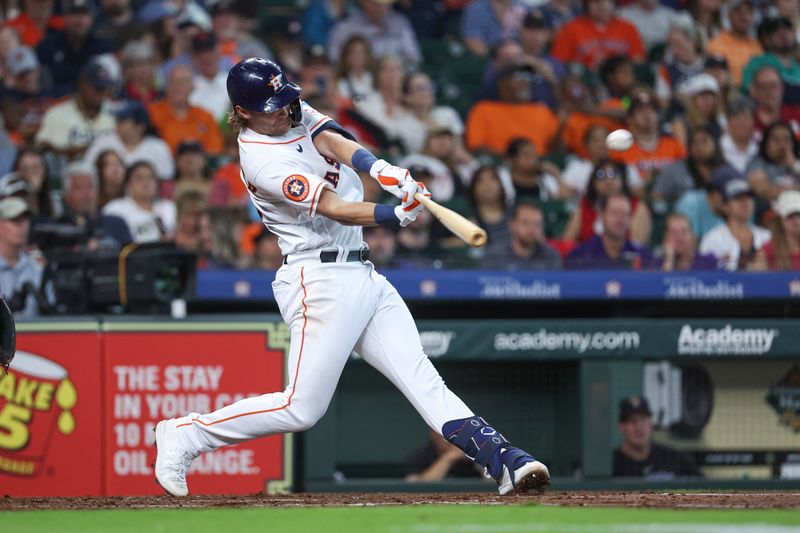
left=3, top=492, right=800, bottom=510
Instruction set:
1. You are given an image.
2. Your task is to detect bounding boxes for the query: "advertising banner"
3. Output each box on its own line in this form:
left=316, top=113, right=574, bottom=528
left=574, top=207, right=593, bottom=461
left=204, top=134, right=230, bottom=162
left=0, top=323, right=102, bottom=496
left=416, top=319, right=800, bottom=360
left=103, top=321, right=292, bottom=496
left=197, top=270, right=800, bottom=301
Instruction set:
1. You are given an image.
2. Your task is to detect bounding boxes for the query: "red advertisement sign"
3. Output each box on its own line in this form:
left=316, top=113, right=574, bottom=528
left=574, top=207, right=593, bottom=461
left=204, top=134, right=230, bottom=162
left=0, top=330, right=103, bottom=496
left=103, top=328, right=291, bottom=496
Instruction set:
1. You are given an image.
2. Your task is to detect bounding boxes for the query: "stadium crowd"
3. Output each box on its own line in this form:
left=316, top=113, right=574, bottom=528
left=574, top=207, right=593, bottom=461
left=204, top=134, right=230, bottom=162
left=2, top=0, right=800, bottom=314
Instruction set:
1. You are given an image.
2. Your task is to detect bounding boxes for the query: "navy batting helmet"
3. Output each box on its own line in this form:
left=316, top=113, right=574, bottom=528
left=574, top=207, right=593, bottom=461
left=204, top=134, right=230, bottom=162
left=227, top=58, right=302, bottom=114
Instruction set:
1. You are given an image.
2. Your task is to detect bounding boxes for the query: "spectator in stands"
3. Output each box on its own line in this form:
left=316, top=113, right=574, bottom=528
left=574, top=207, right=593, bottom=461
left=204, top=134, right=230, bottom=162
left=363, top=225, right=397, bottom=268
left=777, top=0, right=800, bottom=42
left=202, top=206, right=245, bottom=269
left=0, top=196, right=42, bottom=316
left=675, top=163, right=732, bottom=240
left=411, top=116, right=477, bottom=199
left=699, top=175, right=771, bottom=270
left=401, top=71, right=464, bottom=155
left=651, top=126, right=723, bottom=208
left=720, top=97, right=758, bottom=174
left=566, top=193, right=653, bottom=269
left=91, top=0, right=136, bottom=45
left=302, top=0, right=353, bottom=49
left=172, top=188, right=207, bottom=253
left=188, top=31, right=230, bottom=122
left=4, top=0, right=63, bottom=49
left=251, top=229, right=284, bottom=270
left=119, top=39, right=159, bottom=105
left=747, top=65, right=800, bottom=137
left=562, top=125, right=644, bottom=198
left=742, top=17, right=800, bottom=91
left=209, top=0, right=272, bottom=65
left=754, top=190, right=800, bottom=270
left=467, top=164, right=511, bottom=251
left=688, top=0, right=722, bottom=42
left=405, top=429, right=481, bottom=481
left=83, top=100, right=174, bottom=180
left=94, top=149, right=125, bottom=209
left=551, top=0, right=645, bottom=70
left=614, top=395, right=701, bottom=478
left=466, top=63, right=560, bottom=157
left=703, top=55, right=737, bottom=113
left=501, top=138, right=564, bottom=201
left=35, top=59, right=115, bottom=158
left=659, top=213, right=719, bottom=270
left=598, top=55, right=636, bottom=115
left=476, top=39, right=524, bottom=101
left=56, top=161, right=132, bottom=248
left=460, top=0, right=526, bottom=57
left=746, top=121, right=800, bottom=203
left=482, top=202, right=562, bottom=270
left=102, top=161, right=176, bottom=243
left=540, top=0, right=580, bottom=32
left=355, top=54, right=419, bottom=155
left=327, top=0, right=421, bottom=65
left=559, top=63, right=625, bottom=159
left=36, top=0, right=115, bottom=98
left=334, top=35, right=375, bottom=104
left=396, top=200, right=440, bottom=266
left=170, top=141, right=229, bottom=206
left=148, top=64, right=224, bottom=155
left=706, top=0, right=762, bottom=87
left=1, top=45, right=51, bottom=146
left=13, top=147, right=55, bottom=220
left=517, top=10, right=565, bottom=110
left=619, top=0, right=690, bottom=53
left=654, top=20, right=706, bottom=106
left=671, top=73, right=724, bottom=147
left=612, top=88, right=686, bottom=186
left=564, top=158, right=652, bottom=244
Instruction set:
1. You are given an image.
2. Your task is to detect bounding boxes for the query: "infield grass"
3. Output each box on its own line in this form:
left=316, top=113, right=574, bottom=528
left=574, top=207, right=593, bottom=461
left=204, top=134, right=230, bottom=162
left=6, top=505, right=800, bottom=533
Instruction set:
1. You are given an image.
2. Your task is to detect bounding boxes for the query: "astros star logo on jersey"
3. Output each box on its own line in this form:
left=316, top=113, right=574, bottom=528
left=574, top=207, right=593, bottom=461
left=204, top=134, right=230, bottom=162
left=282, top=174, right=310, bottom=202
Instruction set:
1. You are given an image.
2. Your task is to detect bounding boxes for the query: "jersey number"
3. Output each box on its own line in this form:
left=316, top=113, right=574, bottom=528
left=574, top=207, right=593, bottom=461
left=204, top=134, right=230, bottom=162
left=322, top=156, right=341, bottom=187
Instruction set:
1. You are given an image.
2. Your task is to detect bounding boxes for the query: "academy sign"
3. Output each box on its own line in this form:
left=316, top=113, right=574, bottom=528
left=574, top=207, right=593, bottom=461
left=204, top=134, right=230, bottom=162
left=677, top=324, right=778, bottom=356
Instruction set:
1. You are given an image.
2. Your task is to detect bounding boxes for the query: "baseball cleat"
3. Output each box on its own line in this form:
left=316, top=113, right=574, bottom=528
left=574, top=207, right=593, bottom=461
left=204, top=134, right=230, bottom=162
left=497, top=460, right=550, bottom=495
left=153, top=418, right=199, bottom=497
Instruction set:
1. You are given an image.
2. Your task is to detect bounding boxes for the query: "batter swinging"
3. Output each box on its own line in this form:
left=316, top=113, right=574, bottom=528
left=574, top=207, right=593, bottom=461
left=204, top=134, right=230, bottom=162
left=154, top=58, right=550, bottom=496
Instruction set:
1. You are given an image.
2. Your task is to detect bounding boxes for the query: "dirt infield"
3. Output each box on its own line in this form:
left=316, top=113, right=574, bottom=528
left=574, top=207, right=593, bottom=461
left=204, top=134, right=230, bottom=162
left=3, top=491, right=800, bottom=511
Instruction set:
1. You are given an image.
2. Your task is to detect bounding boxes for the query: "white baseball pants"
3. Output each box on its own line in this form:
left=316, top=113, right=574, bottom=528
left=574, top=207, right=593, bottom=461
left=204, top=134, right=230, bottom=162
left=176, top=260, right=473, bottom=453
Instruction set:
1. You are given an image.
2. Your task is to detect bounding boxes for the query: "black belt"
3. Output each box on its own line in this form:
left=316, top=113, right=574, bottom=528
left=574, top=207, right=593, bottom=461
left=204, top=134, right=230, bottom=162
left=283, top=246, right=370, bottom=265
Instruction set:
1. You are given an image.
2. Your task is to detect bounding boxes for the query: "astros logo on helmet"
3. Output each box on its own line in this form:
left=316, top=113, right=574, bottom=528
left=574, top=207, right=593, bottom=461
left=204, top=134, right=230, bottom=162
left=282, top=174, right=310, bottom=201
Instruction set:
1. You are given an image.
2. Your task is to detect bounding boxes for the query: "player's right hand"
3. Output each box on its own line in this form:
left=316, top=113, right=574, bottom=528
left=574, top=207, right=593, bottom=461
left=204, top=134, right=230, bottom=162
left=370, top=159, right=413, bottom=199
left=393, top=181, right=429, bottom=227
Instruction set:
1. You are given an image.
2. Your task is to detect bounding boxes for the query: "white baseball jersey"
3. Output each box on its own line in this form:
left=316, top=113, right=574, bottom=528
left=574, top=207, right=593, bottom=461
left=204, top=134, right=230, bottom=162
left=238, top=101, right=364, bottom=256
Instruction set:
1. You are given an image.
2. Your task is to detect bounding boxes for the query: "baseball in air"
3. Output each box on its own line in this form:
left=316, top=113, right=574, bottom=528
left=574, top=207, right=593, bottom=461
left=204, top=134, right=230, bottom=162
left=606, top=129, right=634, bottom=151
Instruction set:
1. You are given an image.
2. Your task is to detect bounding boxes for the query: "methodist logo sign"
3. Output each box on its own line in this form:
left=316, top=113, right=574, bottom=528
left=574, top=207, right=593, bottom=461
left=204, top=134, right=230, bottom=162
left=677, top=324, right=778, bottom=356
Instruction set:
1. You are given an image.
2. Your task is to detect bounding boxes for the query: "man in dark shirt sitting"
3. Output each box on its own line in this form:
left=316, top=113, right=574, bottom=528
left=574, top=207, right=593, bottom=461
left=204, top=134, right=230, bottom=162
left=613, top=395, right=701, bottom=479
left=566, top=193, right=653, bottom=269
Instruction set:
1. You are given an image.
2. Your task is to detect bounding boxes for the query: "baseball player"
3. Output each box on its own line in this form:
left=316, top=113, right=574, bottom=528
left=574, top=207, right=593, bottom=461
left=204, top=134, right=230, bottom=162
left=154, top=58, right=549, bottom=496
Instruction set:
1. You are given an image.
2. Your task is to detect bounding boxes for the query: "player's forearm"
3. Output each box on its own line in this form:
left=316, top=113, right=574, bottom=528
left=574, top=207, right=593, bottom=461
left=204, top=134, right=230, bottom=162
left=316, top=188, right=379, bottom=226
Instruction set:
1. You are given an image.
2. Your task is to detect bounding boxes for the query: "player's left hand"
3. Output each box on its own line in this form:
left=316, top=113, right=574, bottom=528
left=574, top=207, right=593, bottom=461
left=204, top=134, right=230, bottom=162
left=393, top=181, right=430, bottom=227
left=370, top=159, right=413, bottom=199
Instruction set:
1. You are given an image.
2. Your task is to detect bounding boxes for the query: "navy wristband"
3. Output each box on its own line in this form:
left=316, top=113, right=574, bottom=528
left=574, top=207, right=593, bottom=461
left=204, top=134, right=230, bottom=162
left=374, top=204, right=401, bottom=230
left=352, top=148, right=378, bottom=173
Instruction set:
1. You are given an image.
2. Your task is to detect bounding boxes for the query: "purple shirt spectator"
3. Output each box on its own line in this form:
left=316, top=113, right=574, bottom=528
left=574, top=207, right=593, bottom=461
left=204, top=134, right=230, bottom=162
left=566, top=235, right=654, bottom=269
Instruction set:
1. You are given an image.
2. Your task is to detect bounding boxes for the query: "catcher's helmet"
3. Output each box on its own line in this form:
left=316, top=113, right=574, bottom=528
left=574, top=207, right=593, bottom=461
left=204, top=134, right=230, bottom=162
left=227, top=58, right=302, bottom=114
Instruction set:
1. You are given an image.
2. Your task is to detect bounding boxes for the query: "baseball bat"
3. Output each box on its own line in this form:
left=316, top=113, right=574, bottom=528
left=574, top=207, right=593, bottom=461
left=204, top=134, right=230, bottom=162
left=414, top=193, right=488, bottom=248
